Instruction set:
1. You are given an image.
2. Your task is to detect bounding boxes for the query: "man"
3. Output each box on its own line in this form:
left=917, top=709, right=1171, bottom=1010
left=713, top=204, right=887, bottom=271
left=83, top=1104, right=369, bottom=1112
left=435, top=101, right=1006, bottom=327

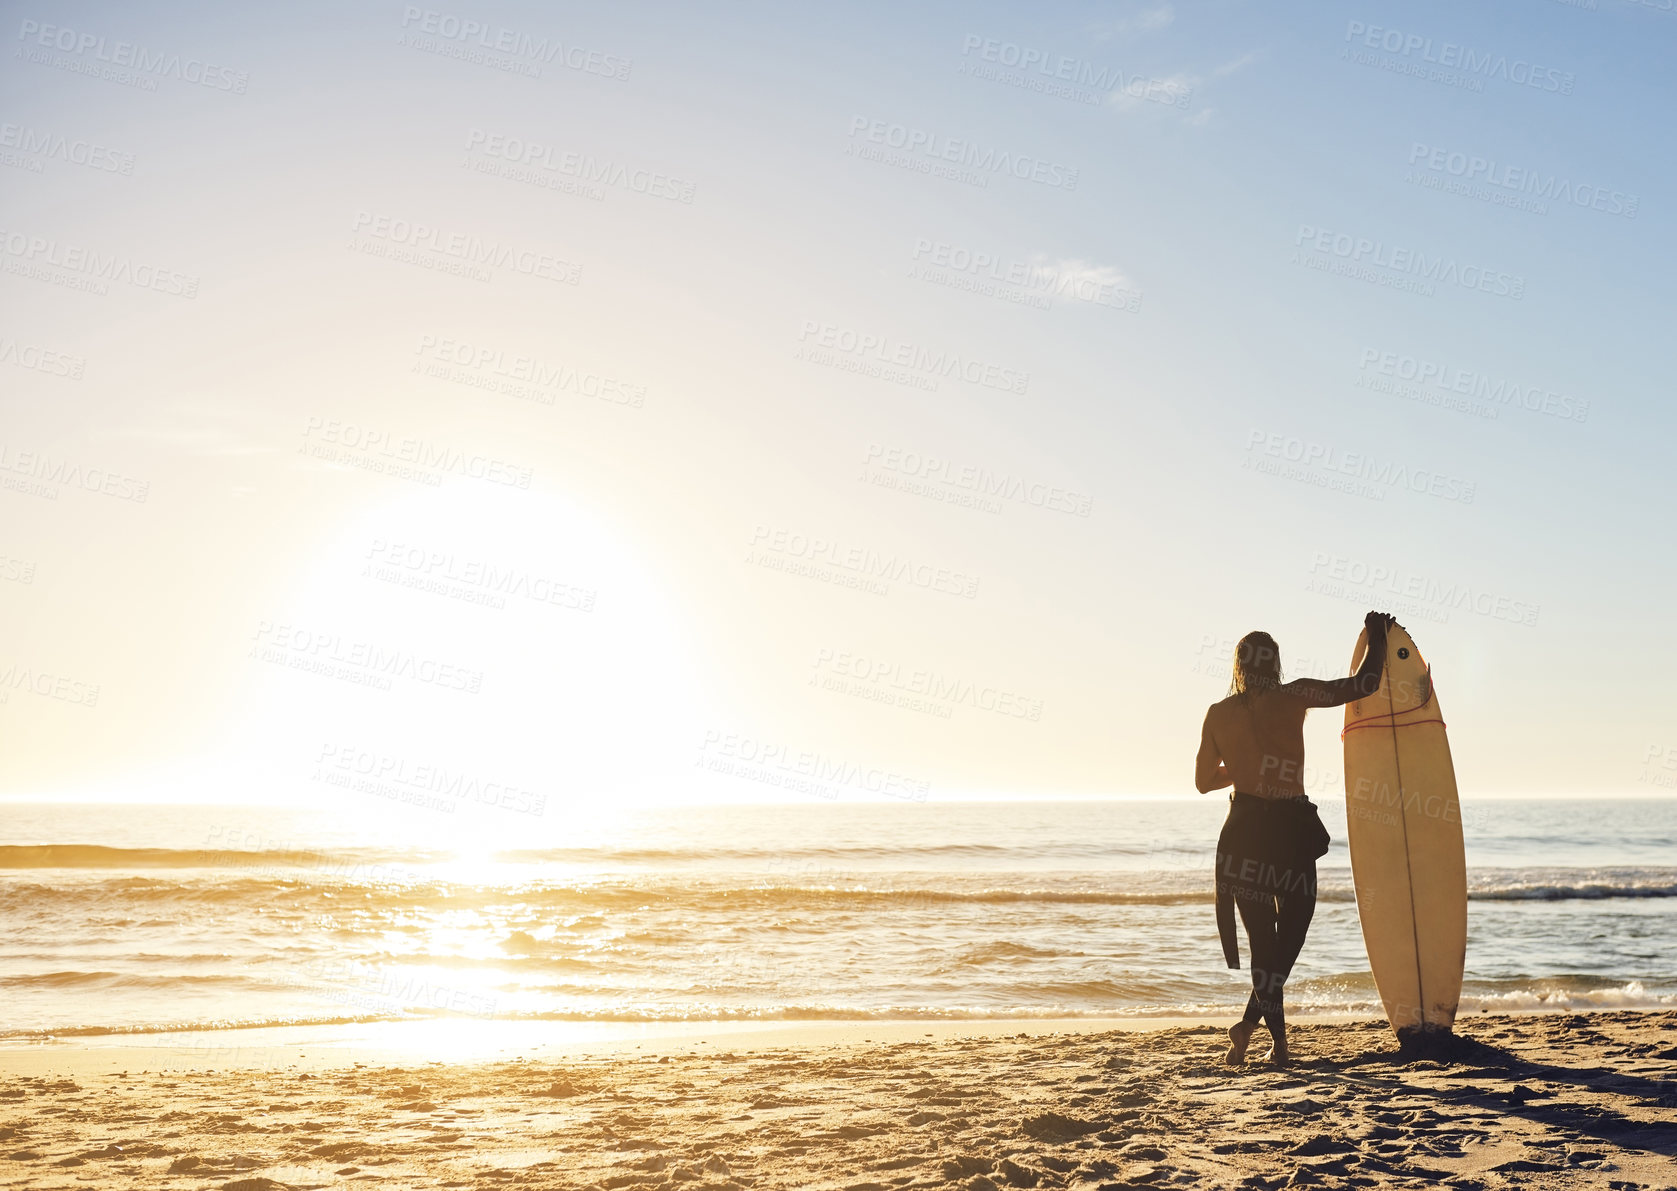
left=1196, top=610, right=1395, bottom=1064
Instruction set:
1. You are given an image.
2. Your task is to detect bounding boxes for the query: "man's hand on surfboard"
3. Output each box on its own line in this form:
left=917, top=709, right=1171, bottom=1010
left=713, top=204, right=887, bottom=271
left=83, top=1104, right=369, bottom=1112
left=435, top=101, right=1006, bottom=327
left=1364, top=611, right=1398, bottom=638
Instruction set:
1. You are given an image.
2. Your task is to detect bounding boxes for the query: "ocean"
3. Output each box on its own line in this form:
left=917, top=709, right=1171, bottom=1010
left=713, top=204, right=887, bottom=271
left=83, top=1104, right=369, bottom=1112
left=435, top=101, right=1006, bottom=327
left=1, top=798, right=1673, bottom=1041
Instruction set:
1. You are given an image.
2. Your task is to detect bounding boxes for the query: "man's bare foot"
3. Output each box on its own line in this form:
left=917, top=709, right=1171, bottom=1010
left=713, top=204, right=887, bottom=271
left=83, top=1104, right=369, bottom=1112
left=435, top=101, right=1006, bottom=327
left=1263, top=1025, right=1289, bottom=1065
left=1225, top=1021, right=1256, bottom=1066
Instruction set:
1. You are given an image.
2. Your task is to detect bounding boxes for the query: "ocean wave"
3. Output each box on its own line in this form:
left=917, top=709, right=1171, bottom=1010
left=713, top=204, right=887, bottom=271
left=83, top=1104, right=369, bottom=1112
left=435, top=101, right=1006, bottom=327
left=0, top=970, right=255, bottom=989
left=7, top=982, right=1675, bottom=1042
left=5, top=874, right=1676, bottom=909
left=1461, top=980, right=1677, bottom=1012
left=496, top=842, right=1218, bottom=864
left=0, top=840, right=1225, bottom=870
left=3, top=841, right=1675, bottom=917
left=1468, top=881, right=1677, bottom=901
left=0, top=1012, right=407, bottom=1040
left=0, top=951, right=238, bottom=965
left=0, top=844, right=426, bottom=871
left=0, top=880, right=1225, bottom=908
left=721, top=887, right=1225, bottom=906
left=949, top=941, right=1081, bottom=965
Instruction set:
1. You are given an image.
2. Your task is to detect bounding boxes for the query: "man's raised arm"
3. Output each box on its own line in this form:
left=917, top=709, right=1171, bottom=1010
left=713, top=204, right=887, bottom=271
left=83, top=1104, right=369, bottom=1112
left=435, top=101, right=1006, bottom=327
left=1281, top=612, right=1395, bottom=709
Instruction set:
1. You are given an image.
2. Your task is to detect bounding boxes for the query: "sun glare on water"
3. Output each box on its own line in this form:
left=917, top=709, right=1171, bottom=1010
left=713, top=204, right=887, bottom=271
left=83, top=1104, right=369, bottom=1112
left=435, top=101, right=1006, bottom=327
left=434, top=842, right=521, bottom=886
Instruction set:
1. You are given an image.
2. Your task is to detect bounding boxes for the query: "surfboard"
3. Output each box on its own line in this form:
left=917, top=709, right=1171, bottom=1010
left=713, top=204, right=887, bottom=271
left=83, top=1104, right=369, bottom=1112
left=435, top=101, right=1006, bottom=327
left=1342, top=624, right=1467, bottom=1042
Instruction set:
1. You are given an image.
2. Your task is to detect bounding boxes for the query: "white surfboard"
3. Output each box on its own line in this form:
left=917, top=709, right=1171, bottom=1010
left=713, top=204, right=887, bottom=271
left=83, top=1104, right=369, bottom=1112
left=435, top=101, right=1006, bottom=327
left=1342, top=625, right=1467, bottom=1041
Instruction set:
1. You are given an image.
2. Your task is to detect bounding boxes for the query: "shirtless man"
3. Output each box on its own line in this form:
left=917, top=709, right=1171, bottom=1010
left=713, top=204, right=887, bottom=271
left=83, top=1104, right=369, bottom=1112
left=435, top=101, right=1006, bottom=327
left=1196, top=611, right=1395, bottom=1063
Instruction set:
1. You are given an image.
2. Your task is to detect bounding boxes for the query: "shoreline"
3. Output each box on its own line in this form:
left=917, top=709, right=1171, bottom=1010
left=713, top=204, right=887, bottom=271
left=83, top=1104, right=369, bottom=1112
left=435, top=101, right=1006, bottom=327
left=0, top=1015, right=1333, bottom=1079
left=0, top=1004, right=1649, bottom=1077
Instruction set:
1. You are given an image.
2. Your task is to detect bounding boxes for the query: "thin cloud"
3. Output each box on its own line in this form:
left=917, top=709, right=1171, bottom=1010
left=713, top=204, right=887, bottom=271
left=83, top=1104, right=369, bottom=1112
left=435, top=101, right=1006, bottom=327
left=1032, top=255, right=1136, bottom=294
left=1213, top=50, right=1261, bottom=77
left=1092, top=4, right=1176, bottom=38
left=1106, top=50, right=1257, bottom=119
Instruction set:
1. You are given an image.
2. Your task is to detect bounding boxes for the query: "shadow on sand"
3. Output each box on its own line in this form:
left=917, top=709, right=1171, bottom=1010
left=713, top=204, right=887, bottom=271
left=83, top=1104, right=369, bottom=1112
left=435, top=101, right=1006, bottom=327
left=1288, top=1028, right=1677, bottom=1157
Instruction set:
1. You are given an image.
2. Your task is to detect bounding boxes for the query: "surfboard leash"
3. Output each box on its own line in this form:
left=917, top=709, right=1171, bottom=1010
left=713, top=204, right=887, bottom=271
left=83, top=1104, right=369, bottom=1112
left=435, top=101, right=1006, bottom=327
left=1341, top=667, right=1445, bottom=738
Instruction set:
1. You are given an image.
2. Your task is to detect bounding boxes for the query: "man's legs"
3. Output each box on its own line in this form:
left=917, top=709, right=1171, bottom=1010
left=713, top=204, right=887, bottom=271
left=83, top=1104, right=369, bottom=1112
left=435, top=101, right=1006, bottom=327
left=1262, top=867, right=1319, bottom=1059
left=1236, top=890, right=1284, bottom=1032
left=1226, top=890, right=1280, bottom=1064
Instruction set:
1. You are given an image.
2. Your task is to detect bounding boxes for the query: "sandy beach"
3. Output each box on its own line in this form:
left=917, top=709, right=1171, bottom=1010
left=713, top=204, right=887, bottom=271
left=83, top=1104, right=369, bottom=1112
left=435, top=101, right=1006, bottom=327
left=2, top=1011, right=1673, bottom=1191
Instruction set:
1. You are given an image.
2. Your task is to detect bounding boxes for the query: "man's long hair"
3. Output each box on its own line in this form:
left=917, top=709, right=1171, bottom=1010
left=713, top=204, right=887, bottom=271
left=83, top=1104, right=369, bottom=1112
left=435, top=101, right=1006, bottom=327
left=1228, top=631, right=1283, bottom=699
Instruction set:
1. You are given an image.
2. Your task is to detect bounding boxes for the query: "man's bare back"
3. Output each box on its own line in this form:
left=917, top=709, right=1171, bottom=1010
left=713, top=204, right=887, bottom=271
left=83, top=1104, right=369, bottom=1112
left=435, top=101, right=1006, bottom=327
left=1196, top=613, right=1393, bottom=799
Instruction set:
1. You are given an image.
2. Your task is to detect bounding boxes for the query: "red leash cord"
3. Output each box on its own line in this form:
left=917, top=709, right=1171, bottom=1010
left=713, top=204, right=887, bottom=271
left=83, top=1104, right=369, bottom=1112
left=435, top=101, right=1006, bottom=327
left=1340, top=665, right=1448, bottom=737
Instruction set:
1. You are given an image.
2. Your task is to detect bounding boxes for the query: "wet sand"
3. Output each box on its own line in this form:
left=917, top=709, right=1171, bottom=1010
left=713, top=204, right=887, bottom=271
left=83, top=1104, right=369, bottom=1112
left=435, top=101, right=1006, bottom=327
left=1, top=1011, right=1674, bottom=1190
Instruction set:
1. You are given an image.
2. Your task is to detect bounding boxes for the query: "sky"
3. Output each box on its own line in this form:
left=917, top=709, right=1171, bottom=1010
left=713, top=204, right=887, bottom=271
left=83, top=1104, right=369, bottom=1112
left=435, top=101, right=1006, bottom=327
left=2, top=0, right=1673, bottom=809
